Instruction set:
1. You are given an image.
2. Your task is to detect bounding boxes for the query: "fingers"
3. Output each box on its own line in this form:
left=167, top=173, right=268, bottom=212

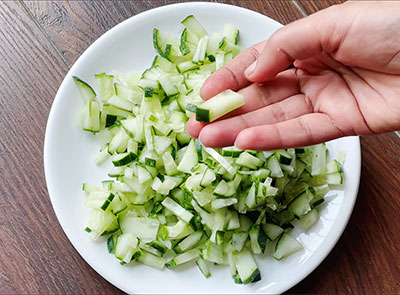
left=234, top=113, right=347, bottom=151
left=186, top=119, right=206, bottom=139
left=197, top=94, right=313, bottom=148
left=187, top=69, right=299, bottom=139
left=225, top=69, right=299, bottom=118
left=200, top=40, right=266, bottom=100
left=245, top=6, right=341, bottom=82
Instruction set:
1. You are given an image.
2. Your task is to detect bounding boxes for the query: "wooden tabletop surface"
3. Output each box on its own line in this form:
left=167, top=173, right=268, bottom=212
left=1, top=0, right=400, bottom=294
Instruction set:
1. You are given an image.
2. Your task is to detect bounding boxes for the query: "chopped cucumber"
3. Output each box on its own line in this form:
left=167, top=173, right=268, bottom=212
left=233, top=247, right=261, bottom=284
left=78, top=14, right=345, bottom=285
left=174, top=231, right=203, bottom=253
left=196, top=258, right=211, bottom=278
left=223, top=23, right=239, bottom=45
left=272, top=233, right=303, bottom=261
left=165, top=248, right=200, bottom=268
left=195, top=89, right=245, bottom=123
left=181, top=15, right=208, bottom=39
left=73, top=76, right=96, bottom=103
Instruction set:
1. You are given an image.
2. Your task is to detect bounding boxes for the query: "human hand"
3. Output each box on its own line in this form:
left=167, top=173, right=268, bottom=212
left=187, top=1, right=400, bottom=150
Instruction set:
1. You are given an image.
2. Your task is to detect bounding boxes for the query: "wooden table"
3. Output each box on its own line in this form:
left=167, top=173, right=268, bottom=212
left=1, top=0, right=399, bottom=293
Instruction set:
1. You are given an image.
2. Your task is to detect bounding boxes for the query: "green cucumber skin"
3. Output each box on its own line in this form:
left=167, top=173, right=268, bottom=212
left=79, top=14, right=344, bottom=286
left=195, top=108, right=210, bottom=123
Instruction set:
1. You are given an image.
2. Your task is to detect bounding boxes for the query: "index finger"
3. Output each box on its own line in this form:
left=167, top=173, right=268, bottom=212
left=200, top=40, right=266, bottom=100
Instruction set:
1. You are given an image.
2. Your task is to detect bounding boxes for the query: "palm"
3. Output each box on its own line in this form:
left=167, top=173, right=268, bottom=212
left=296, top=53, right=400, bottom=136
left=187, top=1, right=400, bottom=150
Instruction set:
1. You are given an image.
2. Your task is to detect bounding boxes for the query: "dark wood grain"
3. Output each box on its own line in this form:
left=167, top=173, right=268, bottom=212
left=24, top=0, right=303, bottom=66
left=0, top=1, right=120, bottom=294
left=1, top=0, right=400, bottom=294
left=295, top=0, right=346, bottom=16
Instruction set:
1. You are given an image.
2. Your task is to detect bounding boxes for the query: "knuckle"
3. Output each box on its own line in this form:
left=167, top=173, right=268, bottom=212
left=297, top=116, right=314, bottom=142
left=220, top=66, right=240, bottom=91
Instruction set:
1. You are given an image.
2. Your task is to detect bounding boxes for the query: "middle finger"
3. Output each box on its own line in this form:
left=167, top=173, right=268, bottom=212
left=187, top=69, right=299, bottom=138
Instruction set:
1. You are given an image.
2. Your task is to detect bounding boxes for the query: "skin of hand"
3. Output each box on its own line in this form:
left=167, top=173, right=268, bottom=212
left=187, top=1, right=400, bottom=150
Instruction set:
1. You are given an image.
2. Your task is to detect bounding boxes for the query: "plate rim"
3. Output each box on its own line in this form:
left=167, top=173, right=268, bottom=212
left=43, top=2, right=361, bottom=294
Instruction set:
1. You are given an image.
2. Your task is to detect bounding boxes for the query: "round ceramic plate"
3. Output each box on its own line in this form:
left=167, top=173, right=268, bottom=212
left=44, top=2, right=361, bottom=294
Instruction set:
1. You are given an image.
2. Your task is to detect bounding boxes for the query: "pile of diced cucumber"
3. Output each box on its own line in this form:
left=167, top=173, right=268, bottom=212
left=74, top=15, right=345, bottom=284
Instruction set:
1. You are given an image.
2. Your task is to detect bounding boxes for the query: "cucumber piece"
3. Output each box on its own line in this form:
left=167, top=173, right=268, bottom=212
left=236, top=152, right=263, bottom=169
left=158, top=74, right=178, bottom=97
left=165, top=220, right=192, bottom=240
left=230, top=231, right=248, bottom=252
left=103, top=103, right=131, bottom=120
left=148, top=240, right=168, bottom=255
left=207, top=33, right=223, bottom=57
left=195, top=89, right=244, bottom=123
left=327, top=172, right=343, bottom=185
left=218, top=38, right=242, bottom=56
left=107, top=232, right=119, bottom=254
left=267, top=155, right=284, bottom=178
left=222, top=146, right=243, bottom=158
left=245, top=183, right=257, bottom=209
left=115, top=233, right=140, bottom=263
left=179, top=28, right=192, bottom=56
left=181, top=15, right=208, bottom=39
left=82, top=183, right=102, bottom=193
left=311, top=143, right=327, bottom=176
left=192, top=36, right=209, bottom=65
left=200, top=168, right=216, bottom=187
left=174, top=231, right=203, bottom=253
left=252, top=225, right=268, bottom=254
left=162, top=197, right=194, bottom=223
left=85, top=191, right=115, bottom=211
left=275, top=149, right=293, bottom=165
left=119, top=215, right=160, bottom=240
left=95, top=72, right=115, bottom=103
left=192, top=188, right=214, bottom=207
left=196, top=258, right=211, bottom=278
left=272, top=233, right=303, bottom=261
left=139, top=241, right=163, bottom=257
left=298, top=208, right=319, bottom=232
left=152, top=55, right=177, bottom=73
left=137, top=251, right=165, bottom=270
left=177, top=139, right=198, bottom=173
left=213, top=180, right=235, bottom=198
left=105, top=114, right=117, bottom=128
left=73, top=76, right=96, bottom=103
left=202, top=240, right=224, bottom=264
left=227, top=210, right=240, bottom=230
left=233, top=247, right=260, bottom=284
left=153, top=28, right=181, bottom=61
left=114, top=83, right=142, bottom=104
left=162, top=152, right=178, bottom=176
left=177, top=61, right=199, bottom=73
left=166, top=248, right=200, bottom=268
left=211, top=198, right=237, bottom=210
left=288, top=191, right=312, bottom=219
left=223, top=23, right=239, bottom=45
left=202, top=146, right=236, bottom=175
left=215, top=52, right=225, bottom=70
left=111, top=152, right=137, bottom=167
left=262, top=223, right=284, bottom=241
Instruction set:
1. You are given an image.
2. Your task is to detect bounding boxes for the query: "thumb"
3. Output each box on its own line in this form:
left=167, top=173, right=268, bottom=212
left=245, top=5, right=343, bottom=82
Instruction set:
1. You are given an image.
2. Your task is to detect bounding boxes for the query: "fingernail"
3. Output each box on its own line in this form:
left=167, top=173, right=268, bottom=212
left=234, top=139, right=243, bottom=151
left=198, top=132, right=206, bottom=146
left=245, top=61, right=256, bottom=77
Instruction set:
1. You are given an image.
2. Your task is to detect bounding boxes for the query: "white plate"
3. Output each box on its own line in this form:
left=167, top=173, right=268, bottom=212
left=44, top=2, right=361, bottom=294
